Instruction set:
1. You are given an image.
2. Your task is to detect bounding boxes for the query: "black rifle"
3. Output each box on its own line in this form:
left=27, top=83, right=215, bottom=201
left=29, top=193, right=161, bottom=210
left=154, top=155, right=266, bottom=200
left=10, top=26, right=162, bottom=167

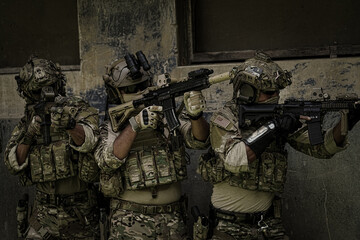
left=238, top=91, right=360, bottom=145
left=33, top=86, right=55, bottom=146
left=108, top=68, right=233, bottom=149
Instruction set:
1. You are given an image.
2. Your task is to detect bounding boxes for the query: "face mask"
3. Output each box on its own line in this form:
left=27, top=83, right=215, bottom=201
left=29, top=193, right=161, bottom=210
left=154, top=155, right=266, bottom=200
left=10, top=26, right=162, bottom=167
left=260, top=96, right=280, bottom=104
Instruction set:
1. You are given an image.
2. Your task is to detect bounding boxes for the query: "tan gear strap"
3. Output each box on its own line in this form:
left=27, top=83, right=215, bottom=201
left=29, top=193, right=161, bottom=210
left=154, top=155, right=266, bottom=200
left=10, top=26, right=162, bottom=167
left=111, top=197, right=187, bottom=215
left=28, top=207, right=53, bottom=240
left=36, top=191, right=89, bottom=206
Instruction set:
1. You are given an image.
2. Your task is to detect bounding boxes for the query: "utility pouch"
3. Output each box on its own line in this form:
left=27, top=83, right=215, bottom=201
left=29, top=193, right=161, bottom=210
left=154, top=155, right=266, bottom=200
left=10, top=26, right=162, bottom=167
left=99, top=170, right=124, bottom=197
left=99, top=208, right=109, bottom=240
left=16, top=193, right=29, bottom=239
left=78, top=152, right=100, bottom=183
left=197, top=149, right=228, bottom=184
left=191, top=206, right=209, bottom=240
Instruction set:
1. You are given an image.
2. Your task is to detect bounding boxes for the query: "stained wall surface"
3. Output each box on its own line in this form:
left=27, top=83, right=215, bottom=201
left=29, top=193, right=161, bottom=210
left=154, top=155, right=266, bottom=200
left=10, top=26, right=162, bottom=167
left=0, top=1, right=359, bottom=239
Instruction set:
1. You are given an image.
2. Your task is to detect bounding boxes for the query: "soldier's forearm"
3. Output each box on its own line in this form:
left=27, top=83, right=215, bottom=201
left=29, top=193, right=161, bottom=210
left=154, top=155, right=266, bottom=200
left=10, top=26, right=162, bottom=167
left=333, top=119, right=346, bottom=147
left=245, top=144, right=257, bottom=163
left=113, top=124, right=137, bottom=159
left=67, top=124, right=85, bottom=146
left=16, top=144, right=30, bottom=166
left=190, top=117, right=209, bottom=142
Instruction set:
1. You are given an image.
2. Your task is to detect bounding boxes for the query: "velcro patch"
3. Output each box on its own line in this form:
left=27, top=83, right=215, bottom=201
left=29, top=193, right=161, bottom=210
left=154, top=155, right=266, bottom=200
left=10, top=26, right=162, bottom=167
left=213, top=115, right=230, bottom=129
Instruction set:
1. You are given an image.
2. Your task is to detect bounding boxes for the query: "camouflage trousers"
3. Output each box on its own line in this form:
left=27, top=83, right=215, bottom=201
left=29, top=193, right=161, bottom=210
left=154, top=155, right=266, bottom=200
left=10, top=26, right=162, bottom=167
left=109, top=202, right=189, bottom=240
left=211, top=217, right=287, bottom=240
left=25, top=191, right=100, bottom=240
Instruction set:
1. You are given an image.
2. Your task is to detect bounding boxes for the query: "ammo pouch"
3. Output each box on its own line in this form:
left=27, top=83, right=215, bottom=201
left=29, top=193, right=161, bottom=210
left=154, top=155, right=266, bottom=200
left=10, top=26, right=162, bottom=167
left=123, top=146, right=187, bottom=190
left=100, top=170, right=124, bottom=198
left=197, top=149, right=229, bottom=184
left=228, top=151, right=288, bottom=193
left=26, top=136, right=78, bottom=183
left=99, top=147, right=187, bottom=198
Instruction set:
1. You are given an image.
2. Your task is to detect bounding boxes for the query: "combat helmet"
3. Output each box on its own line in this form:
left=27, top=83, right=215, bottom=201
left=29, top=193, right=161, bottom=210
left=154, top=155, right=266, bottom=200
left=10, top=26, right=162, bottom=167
left=231, top=51, right=292, bottom=103
left=15, top=56, right=66, bottom=103
left=102, top=51, right=152, bottom=104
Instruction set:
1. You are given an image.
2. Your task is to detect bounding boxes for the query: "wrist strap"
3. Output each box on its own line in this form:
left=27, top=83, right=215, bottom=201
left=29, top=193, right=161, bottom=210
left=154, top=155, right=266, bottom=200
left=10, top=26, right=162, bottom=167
left=188, top=111, right=203, bottom=120
left=129, top=117, right=140, bottom=132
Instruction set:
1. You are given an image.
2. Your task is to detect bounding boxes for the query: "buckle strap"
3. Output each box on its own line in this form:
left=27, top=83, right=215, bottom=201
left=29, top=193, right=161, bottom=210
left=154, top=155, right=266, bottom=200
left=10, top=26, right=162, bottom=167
left=36, top=191, right=89, bottom=206
left=111, top=198, right=186, bottom=215
left=211, top=205, right=266, bottom=225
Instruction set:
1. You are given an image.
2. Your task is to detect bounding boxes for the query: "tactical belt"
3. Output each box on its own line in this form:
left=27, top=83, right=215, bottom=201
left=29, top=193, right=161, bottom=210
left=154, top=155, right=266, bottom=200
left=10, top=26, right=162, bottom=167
left=211, top=204, right=272, bottom=225
left=36, top=191, right=89, bottom=207
left=111, top=197, right=187, bottom=215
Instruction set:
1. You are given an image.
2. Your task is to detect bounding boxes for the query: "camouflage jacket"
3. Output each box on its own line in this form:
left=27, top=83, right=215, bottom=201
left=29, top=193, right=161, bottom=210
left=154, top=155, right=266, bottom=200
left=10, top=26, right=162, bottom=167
left=95, top=112, right=209, bottom=197
left=199, top=100, right=348, bottom=193
left=4, top=96, right=100, bottom=188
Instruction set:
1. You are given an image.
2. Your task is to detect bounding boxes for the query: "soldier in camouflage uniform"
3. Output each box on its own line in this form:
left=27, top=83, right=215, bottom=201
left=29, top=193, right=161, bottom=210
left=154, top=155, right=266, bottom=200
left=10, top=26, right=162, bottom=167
left=197, top=52, right=357, bottom=240
left=94, top=53, right=210, bottom=240
left=4, top=57, right=100, bottom=239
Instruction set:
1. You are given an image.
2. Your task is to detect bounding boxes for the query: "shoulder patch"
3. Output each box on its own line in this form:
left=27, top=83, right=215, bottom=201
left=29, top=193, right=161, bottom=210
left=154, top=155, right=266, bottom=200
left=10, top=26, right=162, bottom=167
left=213, top=115, right=231, bottom=129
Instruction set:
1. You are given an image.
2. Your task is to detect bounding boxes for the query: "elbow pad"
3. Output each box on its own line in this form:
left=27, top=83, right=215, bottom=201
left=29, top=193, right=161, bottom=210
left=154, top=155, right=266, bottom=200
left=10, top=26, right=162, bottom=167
left=243, top=121, right=277, bottom=158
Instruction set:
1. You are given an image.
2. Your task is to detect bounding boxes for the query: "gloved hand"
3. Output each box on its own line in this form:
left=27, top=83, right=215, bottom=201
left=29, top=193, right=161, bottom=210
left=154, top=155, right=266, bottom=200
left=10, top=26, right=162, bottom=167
left=23, top=116, right=41, bottom=144
left=275, top=113, right=302, bottom=136
left=51, top=106, right=77, bottom=130
left=184, top=91, right=206, bottom=120
left=129, top=106, right=163, bottom=132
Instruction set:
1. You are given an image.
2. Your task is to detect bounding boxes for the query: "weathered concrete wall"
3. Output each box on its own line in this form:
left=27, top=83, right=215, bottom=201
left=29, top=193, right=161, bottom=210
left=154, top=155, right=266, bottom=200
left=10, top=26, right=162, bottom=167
left=1, top=0, right=360, bottom=239
left=173, top=59, right=360, bottom=240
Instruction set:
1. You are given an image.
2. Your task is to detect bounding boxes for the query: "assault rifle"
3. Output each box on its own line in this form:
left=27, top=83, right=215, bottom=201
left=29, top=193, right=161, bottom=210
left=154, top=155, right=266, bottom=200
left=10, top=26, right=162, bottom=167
left=108, top=68, right=233, bottom=149
left=238, top=89, right=360, bottom=145
left=33, top=86, right=55, bottom=146
left=33, top=89, right=78, bottom=146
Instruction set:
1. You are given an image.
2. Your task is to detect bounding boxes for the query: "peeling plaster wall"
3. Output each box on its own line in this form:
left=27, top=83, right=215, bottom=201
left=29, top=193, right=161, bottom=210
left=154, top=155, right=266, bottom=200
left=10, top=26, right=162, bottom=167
left=0, top=0, right=360, bottom=239
left=77, top=0, right=178, bottom=94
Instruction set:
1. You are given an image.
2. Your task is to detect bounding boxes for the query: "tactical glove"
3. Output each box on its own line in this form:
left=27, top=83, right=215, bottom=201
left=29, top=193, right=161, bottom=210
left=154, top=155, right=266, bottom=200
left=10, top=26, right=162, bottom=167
left=275, top=113, right=302, bottom=137
left=51, top=106, right=77, bottom=130
left=184, top=91, right=206, bottom=120
left=23, top=116, right=41, bottom=145
left=129, top=106, right=163, bottom=132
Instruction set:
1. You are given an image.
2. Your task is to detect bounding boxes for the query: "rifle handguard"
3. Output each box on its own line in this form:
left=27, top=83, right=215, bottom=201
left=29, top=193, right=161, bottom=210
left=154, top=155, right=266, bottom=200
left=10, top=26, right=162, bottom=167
left=243, top=121, right=277, bottom=158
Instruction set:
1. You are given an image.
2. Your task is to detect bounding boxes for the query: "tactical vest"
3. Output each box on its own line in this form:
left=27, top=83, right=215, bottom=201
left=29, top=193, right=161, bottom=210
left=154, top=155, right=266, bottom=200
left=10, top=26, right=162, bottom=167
left=100, top=127, right=188, bottom=198
left=198, top=103, right=288, bottom=193
left=21, top=103, right=99, bottom=186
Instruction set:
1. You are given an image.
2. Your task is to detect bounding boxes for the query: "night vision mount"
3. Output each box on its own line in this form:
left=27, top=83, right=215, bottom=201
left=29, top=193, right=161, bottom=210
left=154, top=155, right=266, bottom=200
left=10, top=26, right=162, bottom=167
left=124, top=50, right=151, bottom=80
